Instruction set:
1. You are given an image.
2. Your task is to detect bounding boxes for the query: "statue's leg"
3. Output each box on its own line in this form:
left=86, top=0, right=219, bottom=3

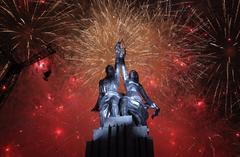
left=100, top=114, right=104, bottom=127
left=136, top=106, right=148, bottom=126
left=100, top=103, right=109, bottom=127
left=127, top=102, right=146, bottom=126
left=110, top=96, right=120, bottom=117
left=129, top=110, right=142, bottom=126
left=141, top=106, right=149, bottom=125
left=120, top=97, right=128, bottom=116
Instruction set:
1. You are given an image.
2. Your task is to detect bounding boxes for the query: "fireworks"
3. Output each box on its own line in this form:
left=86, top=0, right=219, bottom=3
left=63, top=0, right=205, bottom=98
left=198, top=0, right=240, bottom=117
left=0, top=1, right=240, bottom=157
left=63, top=0, right=155, bottom=86
left=149, top=91, right=240, bottom=157
left=0, top=0, right=77, bottom=63
left=145, top=1, right=206, bottom=98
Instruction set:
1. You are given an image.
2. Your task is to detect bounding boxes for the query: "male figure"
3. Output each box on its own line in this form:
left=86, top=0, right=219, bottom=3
left=118, top=45, right=160, bottom=126
left=92, top=42, right=123, bottom=127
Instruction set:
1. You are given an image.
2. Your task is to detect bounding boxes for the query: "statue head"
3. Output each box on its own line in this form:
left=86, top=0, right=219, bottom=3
left=105, top=65, right=115, bottom=78
left=129, top=70, right=139, bottom=83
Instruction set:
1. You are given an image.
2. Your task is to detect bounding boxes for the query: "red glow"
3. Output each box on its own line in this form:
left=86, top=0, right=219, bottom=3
left=236, top=133, right=240, bottom=137
left=170, top=140, right=176, bottom=146
left=173, top=58, right=187, bottom=68
left=2, top=85, right=7, bottom=91
left=5, top=146, right=10, bottom=152
left=32, top=112, right=36, bottom=117
left=170, top=132, right=175, bottom=137
left=92, top=118, right=97, bottom=123
left=149, top=121, right=154, bottom=126
left=69, top=76, right=77, bottom=83
left=196, top=100, right=205, bottom=109
left=39, top=0, right=46, bottom=4
left=34, top=59, right=49, bottom=71
left=47, top=93, right=54, bottom=101
left=177, top=102, right=184, bottom=108
left=187, top=4, right=192, bottom=8
left=150, top=79, right=155, bottom=85
left=55, top=128, right=63, bottom=137
left=65, top=94, right=74, bottom=100
left=76, top=131, right=80, bottom=140
left=38, top=61, right=45, bottom=69
left=149, top=79, right=157, bottom=88
left=35, top=105, right=43, bottom=110
left=56, top=105, right=64, bottom=113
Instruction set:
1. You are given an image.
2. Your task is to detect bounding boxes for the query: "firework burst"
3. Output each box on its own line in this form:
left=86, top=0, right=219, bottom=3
left=199, top=0, right=240, bottom=117
left=63, top=0, right=156, bottom=87
left=149, top=91, right=240, bottom=157
left=64, top=0, right=205, bottom=97
left=145, top=1, right=206, bottom=98
left=0, top=0, right=77, bottom=63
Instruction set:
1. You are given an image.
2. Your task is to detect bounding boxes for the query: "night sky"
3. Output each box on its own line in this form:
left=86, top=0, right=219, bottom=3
left=0, top=0, right=240, bottom=157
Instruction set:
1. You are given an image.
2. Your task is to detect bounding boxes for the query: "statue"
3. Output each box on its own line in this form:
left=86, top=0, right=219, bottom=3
left=117, top=46, right=160, bottom=126
left=92, top=42, right=160, bottom=127
left=88, top=42, right=158, bottom=157
left=92, top=42, right=123, bottom=127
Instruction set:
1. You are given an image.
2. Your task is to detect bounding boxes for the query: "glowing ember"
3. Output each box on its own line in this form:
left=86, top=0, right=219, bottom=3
left=170, top=132, right=175, bottom=137
left=39, top=0, right=46, bottom=4
left=54, top=128, right=63, bottom=137
left=47, top=94, right=54, bottom=101
left=34, top=60, right=49, bottom=72
left=69, top=76, right=77, bottom=83
left=198, top=148, right=203, bottom=153
left=196, top=100, right=205, bottom=109
left=4, top=146, right=10, bottom=152
left=236, top=133, right=240, bottom=137
left=2, top=85, right=7, bottom=91
left=56, top=105, right=64, bottom=113
left=173, top=58, right=187, bottom=68
left=170, top=140, right=176, bottom=146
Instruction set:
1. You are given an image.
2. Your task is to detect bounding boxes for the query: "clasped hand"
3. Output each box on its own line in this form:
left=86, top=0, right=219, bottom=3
left=115, top=42, right=125, bottom=60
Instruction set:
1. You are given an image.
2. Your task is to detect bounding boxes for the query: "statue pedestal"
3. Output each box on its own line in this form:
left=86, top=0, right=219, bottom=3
left=85, top=116, right=154, bottom=157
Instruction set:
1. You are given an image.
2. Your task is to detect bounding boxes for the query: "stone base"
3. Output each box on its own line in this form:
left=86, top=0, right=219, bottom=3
left=93, top=116, right=148, bottom=140
left=85, top=116, right=154, bottom=157
left=104, top=116, right=133, bottom=127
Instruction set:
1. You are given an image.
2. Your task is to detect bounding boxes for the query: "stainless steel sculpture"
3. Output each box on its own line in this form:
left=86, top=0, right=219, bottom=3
left=92, top=42, right=123, bottom=127
left=118, top=46, right=160, bottom=126
left=92, top=42, right=160, bottom=127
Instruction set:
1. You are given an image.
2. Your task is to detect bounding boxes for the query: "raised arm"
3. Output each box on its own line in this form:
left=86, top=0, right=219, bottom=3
left=115, top=42, right=128, bottom=82
left=115, top=50, right=121, bottom=86
left=121, top=56, right=129, bottom=82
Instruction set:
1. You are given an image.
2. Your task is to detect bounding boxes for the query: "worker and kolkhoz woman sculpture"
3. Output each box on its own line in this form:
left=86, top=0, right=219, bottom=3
left=92, top=42, right=160, bottom=127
